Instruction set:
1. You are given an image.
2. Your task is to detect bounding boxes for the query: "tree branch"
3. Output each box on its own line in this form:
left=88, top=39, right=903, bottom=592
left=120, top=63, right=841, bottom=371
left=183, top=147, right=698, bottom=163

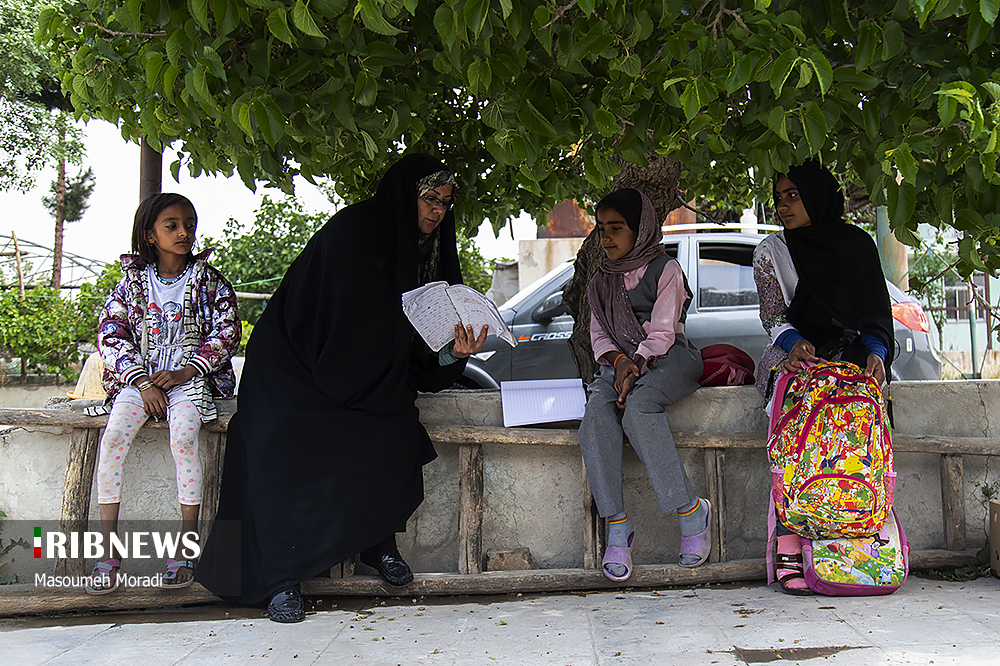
left=676, top=192, right=727, bottom=225
left=82, top=22, right=166, bottom=39
left=541, top=1, right=578, bottom=30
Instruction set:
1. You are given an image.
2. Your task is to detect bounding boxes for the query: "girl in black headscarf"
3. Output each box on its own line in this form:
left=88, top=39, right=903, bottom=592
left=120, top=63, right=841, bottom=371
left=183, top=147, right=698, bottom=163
left=197, top=154, right=487, bottom=621
left=752, top=160, right=894, bottom=594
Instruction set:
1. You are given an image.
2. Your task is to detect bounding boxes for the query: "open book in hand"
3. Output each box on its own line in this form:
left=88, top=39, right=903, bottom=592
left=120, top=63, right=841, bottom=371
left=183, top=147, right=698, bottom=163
left=402, top=282, right=518, bottom=352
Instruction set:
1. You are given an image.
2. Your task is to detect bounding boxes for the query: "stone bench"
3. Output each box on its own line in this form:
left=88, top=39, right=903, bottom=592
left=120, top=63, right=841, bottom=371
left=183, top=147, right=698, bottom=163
left=1, top=381, right=997, bottom=615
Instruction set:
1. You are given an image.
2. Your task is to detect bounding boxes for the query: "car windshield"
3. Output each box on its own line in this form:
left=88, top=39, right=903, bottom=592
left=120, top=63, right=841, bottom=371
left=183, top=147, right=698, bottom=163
left=500, top=261, right=572, bottom=310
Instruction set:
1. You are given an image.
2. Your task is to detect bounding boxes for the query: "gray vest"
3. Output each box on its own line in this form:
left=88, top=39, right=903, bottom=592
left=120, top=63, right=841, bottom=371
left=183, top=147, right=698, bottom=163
left=626, top=255, right=691, bottom=325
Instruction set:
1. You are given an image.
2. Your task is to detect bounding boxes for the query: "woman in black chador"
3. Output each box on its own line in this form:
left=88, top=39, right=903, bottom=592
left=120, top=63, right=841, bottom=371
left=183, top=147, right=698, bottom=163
left=197, top=154, right=487, bottom=622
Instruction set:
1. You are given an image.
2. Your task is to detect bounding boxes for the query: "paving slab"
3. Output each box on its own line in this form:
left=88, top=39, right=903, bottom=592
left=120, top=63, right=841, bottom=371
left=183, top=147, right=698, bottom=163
left=0, top=577, right=997, bottom=665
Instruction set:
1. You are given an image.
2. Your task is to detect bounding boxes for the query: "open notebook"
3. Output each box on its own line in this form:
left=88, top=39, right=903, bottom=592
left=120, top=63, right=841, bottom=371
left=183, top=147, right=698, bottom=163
left=500, top=378, right=586, bottom=427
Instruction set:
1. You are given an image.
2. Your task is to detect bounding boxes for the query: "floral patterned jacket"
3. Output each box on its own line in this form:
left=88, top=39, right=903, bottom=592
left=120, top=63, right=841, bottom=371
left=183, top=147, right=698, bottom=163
left=97, top=251, right=240, bottom=419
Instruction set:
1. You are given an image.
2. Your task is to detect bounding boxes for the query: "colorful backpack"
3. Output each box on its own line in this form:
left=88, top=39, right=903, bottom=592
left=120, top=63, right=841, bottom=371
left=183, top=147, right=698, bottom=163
left=767, top=361, right=895, bottom=539
left=802, top=509, right=909, bottom=596
left=699, top=344, right=755, bottom=386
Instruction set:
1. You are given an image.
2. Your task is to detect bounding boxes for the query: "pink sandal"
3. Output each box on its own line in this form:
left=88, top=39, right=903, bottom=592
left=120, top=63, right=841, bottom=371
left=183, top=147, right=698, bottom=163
left=679, top=498, right=712, bottom=568
left=602, top=532, right=635, bottom=581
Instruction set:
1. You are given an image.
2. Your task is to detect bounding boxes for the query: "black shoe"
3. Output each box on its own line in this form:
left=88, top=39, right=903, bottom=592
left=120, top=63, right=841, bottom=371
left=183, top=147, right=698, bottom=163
left=267, top=588, right=305, bottom=623
left=361, top=552, right=414, bottom=588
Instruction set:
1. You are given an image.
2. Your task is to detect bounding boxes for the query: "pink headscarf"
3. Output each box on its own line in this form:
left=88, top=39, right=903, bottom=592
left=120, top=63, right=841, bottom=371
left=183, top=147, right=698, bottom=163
left=587, top=190, right=666, bottom=358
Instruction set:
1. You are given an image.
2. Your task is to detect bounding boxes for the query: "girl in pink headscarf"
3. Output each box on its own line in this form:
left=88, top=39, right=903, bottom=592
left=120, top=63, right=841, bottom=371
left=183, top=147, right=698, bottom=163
left=579, top=188, right=709, bottom=582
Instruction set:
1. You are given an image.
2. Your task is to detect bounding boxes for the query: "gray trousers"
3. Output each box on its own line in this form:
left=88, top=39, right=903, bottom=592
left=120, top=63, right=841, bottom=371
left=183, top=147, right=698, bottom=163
left=578, top=335, right=703, bottom=517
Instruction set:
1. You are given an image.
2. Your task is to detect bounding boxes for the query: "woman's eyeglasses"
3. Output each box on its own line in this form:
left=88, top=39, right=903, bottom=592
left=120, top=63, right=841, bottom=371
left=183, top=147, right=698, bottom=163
left=420, top=193, right=455, bottom=211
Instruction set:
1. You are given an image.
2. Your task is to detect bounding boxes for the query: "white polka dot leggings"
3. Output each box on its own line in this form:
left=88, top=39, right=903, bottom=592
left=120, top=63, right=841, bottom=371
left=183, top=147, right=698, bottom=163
left=96, top=396, right=203, bottom=506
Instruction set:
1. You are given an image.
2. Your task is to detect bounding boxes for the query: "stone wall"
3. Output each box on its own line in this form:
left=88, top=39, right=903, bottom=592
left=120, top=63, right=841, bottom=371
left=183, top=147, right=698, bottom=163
left=1, top=382, right=997, bottom=582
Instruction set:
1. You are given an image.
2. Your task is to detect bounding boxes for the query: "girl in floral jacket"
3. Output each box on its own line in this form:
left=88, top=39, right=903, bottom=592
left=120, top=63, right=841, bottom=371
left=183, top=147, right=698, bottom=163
left=86, top=193, right=240, bottom=595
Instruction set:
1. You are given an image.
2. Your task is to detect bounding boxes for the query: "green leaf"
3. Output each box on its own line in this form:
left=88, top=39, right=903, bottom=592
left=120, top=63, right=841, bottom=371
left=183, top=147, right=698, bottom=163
left=292, top=0, right=326, bottom=38
left=887, top=179, right=916, bottom=229
left=982, top=81, right=1000, bottom=103
left=767, top=106, right=789, bottom=142
left=833, top=67, right=880, bottom=91
left=725, top=54, right=754, bottom=95
left=166, top=31, right=185, bottom=66
left=679, top=82, right=702, bottom=121
left=937, top=91, right=959, bottom=125
left=237, top=103, right=254, bottom=136
left=267, top=8, right=296, bottom=45
left=980, top=0, right=999, bottom=24
left=805, top=53, right=833, bottom=95
left=855, top=20, right=877, bottom=70
left=190, top=0, right=211, bottom=32
left=518, top=99, right=558, bottom=137
left=464, top=0, right=489, bottom=38
left=211, top=0, right=239, bottom=36
left=252, top=99, right=273, bottom=145
left=497, top=0, right=513, bottom=19
left=968, top=8, right=989, bottom=49
left=201, top=46, right=226, bottom=79
left=801, top=101, right=827, bottom=153
left=882, top=21, right=905, bottom=59
left=354, top=70, right=378, bottom=106
left=146, top=54, right=165, bottom=89
left=894, top=142, right=918, bottom=184
left=862, top=99, right=880, bottom=141
left=358, top=0, right=404, bottom=36
left=482, top=101, right=505, bottom=130
left=468, top=60, right=492, bottom=95
left=614, top=52, right=642, bottom=78
left=770, top=50, right=798, bottom=96
left=192, top=68, right=212, bottom=103
left=434, top=5, right=457, bottom=51
left=594, top=108, right=618, bottom=136
left=332, top=91, right=357, bottom=132
left=163, top=64, right=180, bottom=101
left=359, top=129, right=377, bottom=159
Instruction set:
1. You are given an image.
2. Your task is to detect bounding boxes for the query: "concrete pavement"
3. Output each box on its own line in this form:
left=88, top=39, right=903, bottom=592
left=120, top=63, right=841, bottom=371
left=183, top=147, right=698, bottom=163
left=1, top=575, right=998, bottom=665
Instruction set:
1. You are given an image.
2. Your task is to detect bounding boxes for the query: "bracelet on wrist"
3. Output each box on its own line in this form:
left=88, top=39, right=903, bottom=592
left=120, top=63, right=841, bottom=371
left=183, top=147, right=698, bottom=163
left=137, top=380, right=153, bottom=392
left=613, top=353, right=627, bottom=369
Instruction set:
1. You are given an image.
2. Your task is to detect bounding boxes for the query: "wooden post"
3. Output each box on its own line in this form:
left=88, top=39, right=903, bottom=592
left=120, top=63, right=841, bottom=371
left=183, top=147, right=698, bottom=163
left=458, top=443, right=484, bottom=574
left=940, top=453, right=966, bottom=551
left=704, top=448, right=726, bottom=563
left=11, top=231, right=24, bottom=300
left=198, top=432, right=226, bottom=543
left=331, top=555, right=356, bottom=579
left=582, top=460, right=599, bottom=569
left=54, top=427, right=101, bottom=577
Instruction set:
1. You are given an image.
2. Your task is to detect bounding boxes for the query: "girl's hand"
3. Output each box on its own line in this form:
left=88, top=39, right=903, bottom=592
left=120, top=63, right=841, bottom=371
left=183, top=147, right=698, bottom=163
left=452, top=323, right=489, bottom=358
left=614, top=355, right=641, bottom=409
left=864, top=353, right=886, bottom=385
left=150, top=366, right=197, bottom=390
left=140, top=385, right=168, bottom=419
left=780, top=339, right=819, bottom=374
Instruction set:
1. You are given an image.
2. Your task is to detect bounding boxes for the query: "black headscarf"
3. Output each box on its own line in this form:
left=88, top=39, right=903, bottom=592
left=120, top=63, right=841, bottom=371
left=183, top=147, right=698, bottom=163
left=778, top=160, right=894, bottom=376
left=197, top=153, right=467, bottom=603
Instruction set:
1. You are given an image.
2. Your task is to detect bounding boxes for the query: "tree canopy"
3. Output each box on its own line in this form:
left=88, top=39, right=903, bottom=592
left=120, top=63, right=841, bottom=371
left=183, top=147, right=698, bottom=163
left=39, top=0, right=1000, bottom=277
left=1, top=0, right=83, bottom=192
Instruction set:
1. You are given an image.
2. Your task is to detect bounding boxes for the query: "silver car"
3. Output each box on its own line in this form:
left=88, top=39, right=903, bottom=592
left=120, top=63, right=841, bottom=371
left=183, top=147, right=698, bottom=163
left=459, top=232, right=941, bottom=388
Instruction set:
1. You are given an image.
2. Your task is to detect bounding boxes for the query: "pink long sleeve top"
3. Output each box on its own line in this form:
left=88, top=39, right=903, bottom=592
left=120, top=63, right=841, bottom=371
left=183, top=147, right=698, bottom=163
left=590, top=259, right=688, bottom=373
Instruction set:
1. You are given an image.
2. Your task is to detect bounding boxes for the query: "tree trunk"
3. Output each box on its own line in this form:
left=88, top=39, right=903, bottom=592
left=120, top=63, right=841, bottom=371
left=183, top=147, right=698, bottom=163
left=139, top=137, right=162, bottom=204
left=51, top=156, right=66, bottom=289
left=563, top=154, right=685, bottom=382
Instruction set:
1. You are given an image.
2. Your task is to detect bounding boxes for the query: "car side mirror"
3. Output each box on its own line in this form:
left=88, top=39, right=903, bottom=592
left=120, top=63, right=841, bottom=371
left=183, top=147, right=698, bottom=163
left=532, top=291, right=568, bottom=322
